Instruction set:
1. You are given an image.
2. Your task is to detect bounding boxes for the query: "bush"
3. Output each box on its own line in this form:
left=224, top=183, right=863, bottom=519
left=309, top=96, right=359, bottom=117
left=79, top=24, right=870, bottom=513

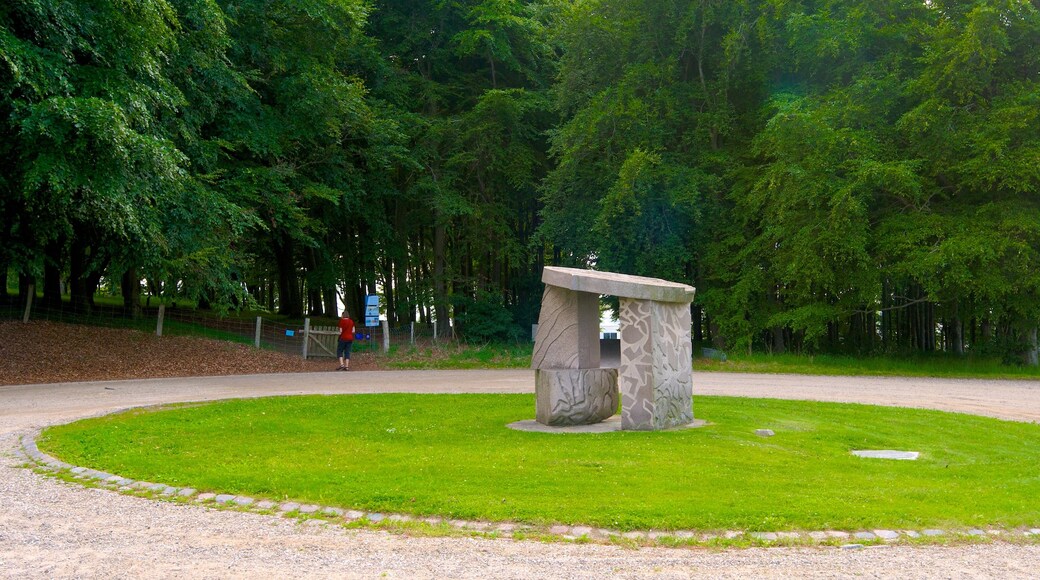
left=452, top=292, right=521, bottom=343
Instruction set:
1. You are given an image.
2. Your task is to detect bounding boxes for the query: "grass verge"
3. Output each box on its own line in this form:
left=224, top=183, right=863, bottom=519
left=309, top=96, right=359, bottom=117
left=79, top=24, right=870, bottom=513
left=694, top=352, right=1040, bottom=380
left=386, top=343, right=532, bottom=369
left=37, top=394, right=1040, bottom=532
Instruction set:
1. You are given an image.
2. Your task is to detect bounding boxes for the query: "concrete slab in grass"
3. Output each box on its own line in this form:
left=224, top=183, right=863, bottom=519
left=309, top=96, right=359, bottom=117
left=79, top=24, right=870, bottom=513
left=851, top=450, right=919, bottom=460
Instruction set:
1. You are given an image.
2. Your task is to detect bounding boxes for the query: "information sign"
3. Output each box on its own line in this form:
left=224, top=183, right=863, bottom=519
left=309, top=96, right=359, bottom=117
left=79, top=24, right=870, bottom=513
left=364, top=295, right=380, bottom=327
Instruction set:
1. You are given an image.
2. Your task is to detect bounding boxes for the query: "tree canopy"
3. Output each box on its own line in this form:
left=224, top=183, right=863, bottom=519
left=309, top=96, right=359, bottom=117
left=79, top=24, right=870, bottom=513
left=3, top=0, right=1039, bottom=361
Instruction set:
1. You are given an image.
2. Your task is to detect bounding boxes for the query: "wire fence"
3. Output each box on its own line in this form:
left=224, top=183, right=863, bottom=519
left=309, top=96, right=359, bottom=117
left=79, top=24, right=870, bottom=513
left=1, top=290, right=456, bottom=359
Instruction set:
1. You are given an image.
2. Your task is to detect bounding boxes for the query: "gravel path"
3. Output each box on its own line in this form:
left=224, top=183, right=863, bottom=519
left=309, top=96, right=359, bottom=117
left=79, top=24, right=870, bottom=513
left=3, top=370, right=1040, bottom=578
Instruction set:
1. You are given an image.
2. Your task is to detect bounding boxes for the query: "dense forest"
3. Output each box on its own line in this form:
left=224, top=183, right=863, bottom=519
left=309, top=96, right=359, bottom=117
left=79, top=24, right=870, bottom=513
left=2, top=0, right=1039, bottom=361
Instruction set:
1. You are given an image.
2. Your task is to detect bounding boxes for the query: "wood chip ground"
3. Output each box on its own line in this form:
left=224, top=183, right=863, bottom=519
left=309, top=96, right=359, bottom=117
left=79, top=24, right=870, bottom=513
left=0, top=321, right=378, bottom=386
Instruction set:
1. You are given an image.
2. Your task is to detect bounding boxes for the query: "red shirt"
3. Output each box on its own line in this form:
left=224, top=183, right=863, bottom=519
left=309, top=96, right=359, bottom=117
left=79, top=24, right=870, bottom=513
left=338, top=317, right=355, bottom=341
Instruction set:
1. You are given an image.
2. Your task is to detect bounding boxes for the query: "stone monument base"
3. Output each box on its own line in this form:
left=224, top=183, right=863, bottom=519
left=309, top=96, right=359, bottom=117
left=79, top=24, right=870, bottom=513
left=509, top=416, right=708, bottom=434
left=535, top=368, right=618, bottom=426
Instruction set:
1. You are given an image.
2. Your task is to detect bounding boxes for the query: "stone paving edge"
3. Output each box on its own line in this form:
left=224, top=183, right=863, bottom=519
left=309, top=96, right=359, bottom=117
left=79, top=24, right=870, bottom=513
left=17, top=431, right=1040, bottom=549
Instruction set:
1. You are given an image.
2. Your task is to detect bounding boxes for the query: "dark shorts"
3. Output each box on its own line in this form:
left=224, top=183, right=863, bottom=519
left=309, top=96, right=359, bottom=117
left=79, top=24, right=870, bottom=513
left=337, top=339, right=353, bottom=359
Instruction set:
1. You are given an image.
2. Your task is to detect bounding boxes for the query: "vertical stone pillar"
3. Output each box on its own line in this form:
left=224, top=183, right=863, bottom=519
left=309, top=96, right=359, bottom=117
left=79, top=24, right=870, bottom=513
left=619, top=298, right=693, bottom=430
left=531, top=285, right=601, bottom=370
left=531, top=285, right=615, bottom=426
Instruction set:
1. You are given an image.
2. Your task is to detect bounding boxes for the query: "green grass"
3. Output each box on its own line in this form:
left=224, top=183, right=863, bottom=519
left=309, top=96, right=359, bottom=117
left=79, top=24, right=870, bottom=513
left=38, top=394, right=1040, bottom=531
left=387, top=343, right=533, bottom=369
left=159, top=319, right=254, bottom=345
left=695, top=351, right=1040, bottom=380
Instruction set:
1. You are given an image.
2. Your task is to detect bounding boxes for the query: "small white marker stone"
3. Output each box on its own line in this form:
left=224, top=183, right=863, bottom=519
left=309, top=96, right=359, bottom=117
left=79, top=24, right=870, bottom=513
left=851, top=450, right=919, bottom=460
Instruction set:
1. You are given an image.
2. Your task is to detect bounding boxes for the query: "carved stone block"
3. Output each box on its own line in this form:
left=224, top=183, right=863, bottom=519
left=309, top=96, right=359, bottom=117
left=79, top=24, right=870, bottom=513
left=535, top=368, right=619, bottom=426
left=619, top=298, right=693, bottom=430
left=531, top=285, right=600, bottom=370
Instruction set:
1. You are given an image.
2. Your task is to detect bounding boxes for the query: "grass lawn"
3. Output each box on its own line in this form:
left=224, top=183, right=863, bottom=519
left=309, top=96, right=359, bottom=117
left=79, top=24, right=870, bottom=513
left=386, top=343, right=533, bottom=370
left=380, top=340, right=1040, bottom=380
left=38, top=394, right=1040, bottom=532
left=695, top=352, right=1040, bottom=380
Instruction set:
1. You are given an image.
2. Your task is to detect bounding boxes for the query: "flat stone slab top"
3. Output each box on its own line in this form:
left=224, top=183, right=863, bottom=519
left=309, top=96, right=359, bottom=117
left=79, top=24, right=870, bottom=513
left=507, top=416, right=707, bottom=434
left=851, top=450, right=920, bottom=460
left=542, top=266, right=695, bottom=303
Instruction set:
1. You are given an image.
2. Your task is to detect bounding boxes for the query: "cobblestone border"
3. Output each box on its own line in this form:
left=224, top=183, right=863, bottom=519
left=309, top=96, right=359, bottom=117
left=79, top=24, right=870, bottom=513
left=17, top=432, right=1040, bottom=548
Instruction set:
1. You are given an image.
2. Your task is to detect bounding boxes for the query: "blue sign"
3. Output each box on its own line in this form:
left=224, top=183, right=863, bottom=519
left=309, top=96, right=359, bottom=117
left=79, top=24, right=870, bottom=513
left=285, top=329, right=295, bottom=337
left=364, top=294, right=380, bottom=327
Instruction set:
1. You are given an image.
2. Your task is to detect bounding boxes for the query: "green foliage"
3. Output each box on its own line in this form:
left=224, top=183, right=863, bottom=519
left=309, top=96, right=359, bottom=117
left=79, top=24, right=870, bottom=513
left=4, top=0, right=1040, bottom=360
left=594, top=149, right=702, bottom=281
left=576, top=0, right=1040, bottom=357
left=452, top=291, right=521, bottom=343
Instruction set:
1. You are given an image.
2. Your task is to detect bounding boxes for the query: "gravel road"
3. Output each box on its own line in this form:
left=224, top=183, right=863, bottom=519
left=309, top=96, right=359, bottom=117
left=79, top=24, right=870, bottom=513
left=3, top=370, right=1040, bottom=578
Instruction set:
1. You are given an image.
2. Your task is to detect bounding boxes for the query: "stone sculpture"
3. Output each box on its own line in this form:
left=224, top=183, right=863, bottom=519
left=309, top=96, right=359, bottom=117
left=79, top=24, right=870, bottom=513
left=531, top=267, right=696, bottom=430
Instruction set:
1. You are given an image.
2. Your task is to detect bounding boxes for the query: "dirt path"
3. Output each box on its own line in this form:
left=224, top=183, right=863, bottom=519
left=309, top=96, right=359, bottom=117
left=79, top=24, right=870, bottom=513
left=3, top=370, right=1040, bottom=578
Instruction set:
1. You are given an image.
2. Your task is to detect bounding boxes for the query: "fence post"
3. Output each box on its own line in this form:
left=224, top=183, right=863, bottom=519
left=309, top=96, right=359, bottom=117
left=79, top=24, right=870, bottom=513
left=381, top=319, right=390, bottom=353
left=254, top=316, right=262, bottom=348
left=433, top=319, right=438, bottom=341
left=410, top=321, right=415, bottom=346
left=22, top=284, right=34, bottom=323
left=156, top=304, right=165, bottom=337
left=302, top=317, right=311, bottom=359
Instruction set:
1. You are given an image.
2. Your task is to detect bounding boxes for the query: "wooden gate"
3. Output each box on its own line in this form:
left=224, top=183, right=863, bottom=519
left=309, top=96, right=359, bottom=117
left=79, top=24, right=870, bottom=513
left=304, top=324, right=340, bottom=358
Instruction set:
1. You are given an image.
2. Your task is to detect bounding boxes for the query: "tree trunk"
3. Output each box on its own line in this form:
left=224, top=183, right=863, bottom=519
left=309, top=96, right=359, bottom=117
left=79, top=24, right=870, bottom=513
left=307, top=286, right=323, bottom=316
left=86, top=264, right=104, bottom=309
left=323, top=286, right=338, bottom=319
left=122, top=267, right=142, bottom=319
left=692, top=304, right=703, bottom=343
left=18, top=273, right=33, bottom=303
left=267, top=276, right=275, bottom=311
left=68, top=238, right=90, bottom=313
left=771, top=326, right=786, bottom=354
left=0, top=266, right=8, bottom=305
left=304, top=248, right=323, bottom=316
left=1025, top=326, right=1039, bottom=367
left=42, top=239, right=63, bottom=309
left=950, top=315, right=964, bottom=355
left=433, top=221, right=448, bottom=326
left=273, top=232, right=302, bottom=318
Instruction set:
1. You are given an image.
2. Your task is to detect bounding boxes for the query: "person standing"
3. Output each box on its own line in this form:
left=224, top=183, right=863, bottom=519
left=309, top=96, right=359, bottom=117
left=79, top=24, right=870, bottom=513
left=337, top=312, right=355, bottom=370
